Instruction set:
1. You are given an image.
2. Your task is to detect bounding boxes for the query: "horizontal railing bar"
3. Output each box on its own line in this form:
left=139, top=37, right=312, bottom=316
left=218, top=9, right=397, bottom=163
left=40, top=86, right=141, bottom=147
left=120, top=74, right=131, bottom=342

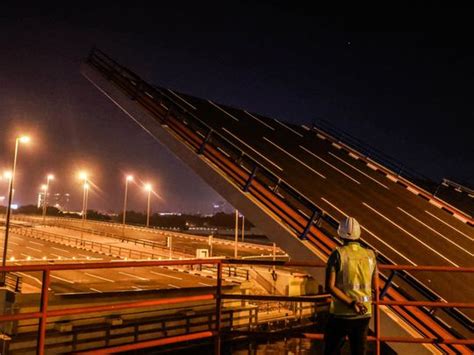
left=303, top=333, right=474, bottom=345
left=0, top=311, right=43, bottom=322
left=221, top=294, right=331, bottom=303
left=0, top=295, right=215, bottom=323
left=0, top=259, right=223, bottom=272
left=378, top=301, right=474, bottom=308
left=48, top=294, right=215, bottom=317
left=77, top=331, right=216, bottom=354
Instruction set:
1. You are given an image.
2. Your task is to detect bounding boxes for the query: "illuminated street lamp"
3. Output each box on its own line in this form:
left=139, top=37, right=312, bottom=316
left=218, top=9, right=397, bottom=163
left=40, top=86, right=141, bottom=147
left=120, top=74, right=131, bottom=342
left=2, top=135, right=30, bottom=282
left=42, top=174, right=54, bottom=224
left=122, top=175, right=134, bottom=234
left=78, top=171, right=89, bottom=241
left=144, top=183, right=152, bottom=228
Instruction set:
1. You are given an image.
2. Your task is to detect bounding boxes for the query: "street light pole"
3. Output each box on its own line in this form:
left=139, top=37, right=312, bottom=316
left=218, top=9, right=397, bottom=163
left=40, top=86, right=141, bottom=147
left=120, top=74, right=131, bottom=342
left=122, top=175, right=133, bottom=235
left=234, top=209, right=239, bottom=258
left=2, top=136, right=30, bottom=282
left=42, top=174, right=54, bottom=225
left=78, top=171, right=88, bottom=241
left=145, top=183, right=152, bottom=228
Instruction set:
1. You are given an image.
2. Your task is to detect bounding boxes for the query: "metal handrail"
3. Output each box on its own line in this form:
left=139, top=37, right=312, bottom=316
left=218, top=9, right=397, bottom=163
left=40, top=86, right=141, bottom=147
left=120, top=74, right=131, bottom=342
left=0, top=260, right=472, bottom=354
left=83, top=48, right=472, bottom=336
left=312, top=119, right=436, bottom=191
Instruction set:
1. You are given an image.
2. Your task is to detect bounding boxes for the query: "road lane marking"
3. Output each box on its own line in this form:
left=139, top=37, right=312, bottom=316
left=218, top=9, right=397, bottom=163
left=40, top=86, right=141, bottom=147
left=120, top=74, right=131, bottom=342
left=51, top=275, right=75, bottom=284
left=367, top=163, right=378, bottom=170
left=273, top=119, right=303, bottom=137
left=262, top=137, right=325, bottom=179
left=50, top=253, right=64, bottom=259
left=168, top=89, right=197, bottom=110
left=221, top=127, right=283, bottom=172
left=386, top=174, right=398, bottom=182
left=398, top=207, right=473, bottom=256
left=29, top=241, right=44, bottom=246
left=52, top=247, right=71, bottom=253
left=407, top=186, right=419, bottom=195
left=168, top=284, right=180, bottom=289
left=26, top=246, right=42, bottom=253
left=328, top=152, right=389, bottom=189
left=84, top=272, right=115, bottom=283
left=362, top=202, right=459, bottom=267
left=348, top=152, right=359, bottom=159
left=320, top=197, right=417, bottom=266
left=199, top=282, right=213, bottom=286
left=118, top=271, right=150, bottom=281
left=150, top=271, right=183, bottom=280
left=428, top=199, right=443, bottom=208
left=90, top=287, right=103, bottom=293
left=424, top=210, right=473, bottom=242
left=299, top=145, right=359, bottom=184
left=17, top=272, right=42, bottom=285
left=208, top=100, right=239, bottom=121
left=244, top=111, right=275, bottom=130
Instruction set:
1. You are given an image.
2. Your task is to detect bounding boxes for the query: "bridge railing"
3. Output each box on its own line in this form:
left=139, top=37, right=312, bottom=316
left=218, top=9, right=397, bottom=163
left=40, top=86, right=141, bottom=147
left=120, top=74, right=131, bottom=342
left=0, top=259, right=472, bottom=354
left=83, top=48, right=472, bottom=335
left=311, top=119, right=438, bottom=193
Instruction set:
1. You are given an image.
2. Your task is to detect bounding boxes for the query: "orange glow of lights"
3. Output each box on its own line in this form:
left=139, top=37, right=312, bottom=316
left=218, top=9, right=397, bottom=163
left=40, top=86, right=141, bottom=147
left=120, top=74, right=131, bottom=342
left=18, top=136, right=30, bottom=143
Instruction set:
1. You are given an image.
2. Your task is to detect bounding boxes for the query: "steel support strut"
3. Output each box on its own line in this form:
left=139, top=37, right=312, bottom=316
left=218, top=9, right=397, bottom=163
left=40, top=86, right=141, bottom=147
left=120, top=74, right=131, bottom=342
left=214, top=262, right=223, bottom=354
left=37, top=270, right=50, bottom=355
left=300, top=210, right=320, bottom=240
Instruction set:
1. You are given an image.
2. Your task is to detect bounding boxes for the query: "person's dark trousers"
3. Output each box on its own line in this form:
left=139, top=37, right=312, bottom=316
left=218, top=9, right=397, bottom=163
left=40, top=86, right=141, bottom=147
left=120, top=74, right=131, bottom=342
left=324, top=315, right=371, bottom=355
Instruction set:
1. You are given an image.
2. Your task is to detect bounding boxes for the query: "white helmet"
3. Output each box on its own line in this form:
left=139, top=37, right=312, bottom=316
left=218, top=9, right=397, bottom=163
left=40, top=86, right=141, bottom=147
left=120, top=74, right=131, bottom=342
left=337, top=217, right=361, bottom=240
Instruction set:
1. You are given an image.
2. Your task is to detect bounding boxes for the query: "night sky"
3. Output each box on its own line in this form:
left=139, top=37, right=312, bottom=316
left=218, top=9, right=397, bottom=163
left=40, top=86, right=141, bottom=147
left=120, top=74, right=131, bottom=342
left=1, top=5, right=473, bottom=214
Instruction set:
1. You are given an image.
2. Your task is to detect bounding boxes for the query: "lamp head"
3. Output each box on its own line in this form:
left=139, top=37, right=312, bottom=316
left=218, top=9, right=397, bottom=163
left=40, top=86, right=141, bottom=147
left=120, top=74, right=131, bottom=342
left=18, top=136, right=30, bottom=144
left=78, top=171, right=88, bottom=181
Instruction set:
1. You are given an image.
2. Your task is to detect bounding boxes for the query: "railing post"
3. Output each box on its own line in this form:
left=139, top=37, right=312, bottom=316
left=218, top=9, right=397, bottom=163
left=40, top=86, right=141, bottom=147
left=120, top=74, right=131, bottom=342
left=374, top=274, right=380, bottom=355
left=379, top=271, right=396, bottom=299
left=214, top=262, right=223, bottom=355
left=37, top=270, right=50, bottom=355
left=300, top=210, right=320, bottom=240
left=243, top=166, right=258, bottom=192
left=198, top=130, right=212, bottom=155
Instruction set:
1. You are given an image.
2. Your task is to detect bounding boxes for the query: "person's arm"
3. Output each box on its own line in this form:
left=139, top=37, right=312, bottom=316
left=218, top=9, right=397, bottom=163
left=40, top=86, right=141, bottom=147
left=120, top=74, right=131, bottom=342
left=326, top=267, right=367, bottom=315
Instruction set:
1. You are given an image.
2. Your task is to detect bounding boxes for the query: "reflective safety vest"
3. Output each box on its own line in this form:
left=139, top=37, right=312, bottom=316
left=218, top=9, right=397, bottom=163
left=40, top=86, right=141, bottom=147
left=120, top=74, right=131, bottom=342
left=330, top=243, right=376, bottom=317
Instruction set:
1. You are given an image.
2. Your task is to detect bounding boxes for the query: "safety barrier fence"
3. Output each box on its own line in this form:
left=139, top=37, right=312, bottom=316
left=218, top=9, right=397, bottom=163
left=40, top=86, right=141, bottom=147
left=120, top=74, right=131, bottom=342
left=11, top=215, right=283, bottom=255
left=9, top=226, right=251, bottom=282
left=10, top=227, right=188, bottom=260
left=312, top=119, right=437, bottom=193
left=83, top=48, right=472, bottom=343
left=0, top=259, right=472, bottom=355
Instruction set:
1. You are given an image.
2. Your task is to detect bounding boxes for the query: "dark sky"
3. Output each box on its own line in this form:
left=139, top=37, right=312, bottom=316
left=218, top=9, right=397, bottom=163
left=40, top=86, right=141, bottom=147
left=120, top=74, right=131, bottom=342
left=1, top=4, right=473, bottom=213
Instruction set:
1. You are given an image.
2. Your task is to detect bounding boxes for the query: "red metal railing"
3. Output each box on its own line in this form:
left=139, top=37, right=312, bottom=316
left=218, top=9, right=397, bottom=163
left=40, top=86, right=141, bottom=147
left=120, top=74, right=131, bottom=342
left=1, top=259, right=473, bottom=354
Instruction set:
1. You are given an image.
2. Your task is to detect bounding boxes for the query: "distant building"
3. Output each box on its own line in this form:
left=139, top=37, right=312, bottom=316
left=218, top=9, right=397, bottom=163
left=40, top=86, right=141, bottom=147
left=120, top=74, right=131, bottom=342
left=212, top=200, right=225, bottom=213
left=38, top=192, right=70, bottom=211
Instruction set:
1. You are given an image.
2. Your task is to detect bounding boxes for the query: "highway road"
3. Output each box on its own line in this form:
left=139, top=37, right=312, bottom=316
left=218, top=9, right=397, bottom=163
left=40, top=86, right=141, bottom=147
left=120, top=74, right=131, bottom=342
left=0, top=226, right=236, bottom=295
left=156, top=89, right=474, bottom=317
left=19, top=216, right=282, bottom=259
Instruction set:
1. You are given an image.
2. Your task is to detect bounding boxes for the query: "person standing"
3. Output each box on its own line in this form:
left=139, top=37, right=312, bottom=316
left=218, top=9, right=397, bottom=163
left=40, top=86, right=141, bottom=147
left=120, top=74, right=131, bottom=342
left=324, top=216, right=376, bottom=355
